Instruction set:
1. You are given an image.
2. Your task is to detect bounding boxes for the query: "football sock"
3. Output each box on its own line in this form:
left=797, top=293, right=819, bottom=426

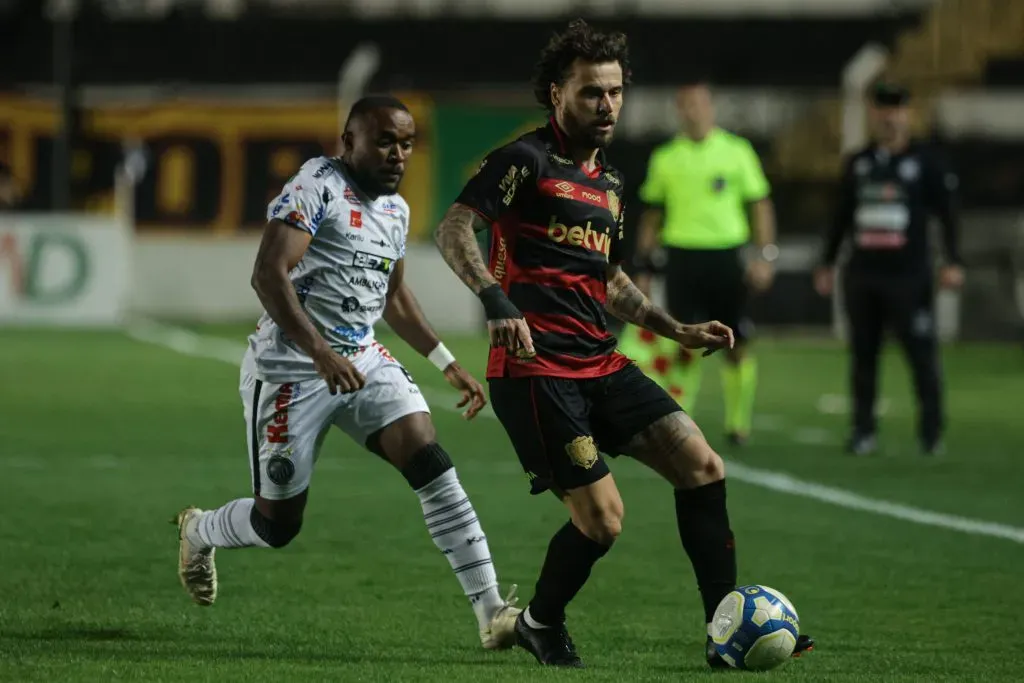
left=187, top=498, right=270, bottom=549
left=412, top=464, right=502, bottom=629
left=722, top=356, right=757, bottom=435
left=674, top=480, right=737, bottom=623
left=528, top=521, right=611, bottom=627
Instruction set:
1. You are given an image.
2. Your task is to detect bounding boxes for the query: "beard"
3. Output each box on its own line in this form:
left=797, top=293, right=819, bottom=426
left=562, top=108, right=615, bottom=149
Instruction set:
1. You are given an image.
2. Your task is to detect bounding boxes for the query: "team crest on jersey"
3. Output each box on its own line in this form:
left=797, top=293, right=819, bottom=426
left=607, top=190, right=621, bottom=221
left=565, top=435, right=599, bottom=470
left=344, top=186, right=360, bottom=205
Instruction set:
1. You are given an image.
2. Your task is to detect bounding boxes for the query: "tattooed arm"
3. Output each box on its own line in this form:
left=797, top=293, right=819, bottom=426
left=605, top=264, right=734, bottom=352
left=433, top=204, right=498, bottom=294
left=605, top=263, right=682, bottom=338
left=434, top=202, right=536, bottom=356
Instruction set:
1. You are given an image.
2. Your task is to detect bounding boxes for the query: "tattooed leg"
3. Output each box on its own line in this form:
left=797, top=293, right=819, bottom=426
left=623, top=411, right=724, bottom=489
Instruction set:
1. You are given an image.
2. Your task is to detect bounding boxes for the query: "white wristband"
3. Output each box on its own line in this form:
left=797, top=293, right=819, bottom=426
left=428, top=342, right=456, bottom=371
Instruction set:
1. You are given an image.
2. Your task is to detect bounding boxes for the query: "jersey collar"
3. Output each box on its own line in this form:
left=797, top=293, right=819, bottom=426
left=546, top=116, right=605, bottom=179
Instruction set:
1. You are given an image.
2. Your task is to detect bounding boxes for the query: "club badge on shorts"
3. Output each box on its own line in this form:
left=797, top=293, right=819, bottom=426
left=267, top=452, right=296, bottom=486
left=565, top=435, right=599, bottom=470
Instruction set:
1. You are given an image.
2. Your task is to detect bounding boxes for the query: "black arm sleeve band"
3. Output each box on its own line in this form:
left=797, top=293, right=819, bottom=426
left=478, top=284, right=523, bottom=321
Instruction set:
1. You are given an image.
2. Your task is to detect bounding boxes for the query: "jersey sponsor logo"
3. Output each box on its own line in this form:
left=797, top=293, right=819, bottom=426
left=492, top=235, right=509, bottom=281
left=499, top=164, right=530, bottom=207
left=381, top=200, right=399, bottom=215
left=341, top=296, right=384, bottom=314
left=547, top=216, right=613, bottom=258
left=270, top=192, right=292, bottom=217
left=344, top=231, right=365, bottom=242
left=538, top=178, right=609, bottom=209
left=350, top=210, right=362, bottom=228
left=332, top=324, right=371, bottom=343
left=312, top=162, right=335, bottom=179
left=267, top=383, right=294, bottom=444
left=352, top=250, right=394, bottom=274
left=370, top=237, right=388, bottom=248
left=549, top=152, right=573, bottom=166
left=310, top=201, right=326, bottom=231
left=348, top=275, right=386, bottom=292
left=565, top=435, right=599, bottom=470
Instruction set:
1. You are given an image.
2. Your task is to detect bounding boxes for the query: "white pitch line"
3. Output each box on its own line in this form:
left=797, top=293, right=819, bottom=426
left=125, top=321, right=1024, bottom=546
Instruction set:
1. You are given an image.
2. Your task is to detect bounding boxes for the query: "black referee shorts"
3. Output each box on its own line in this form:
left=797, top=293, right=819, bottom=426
left=488, top=363, right=681, bottom=495
left=664, top=246, right=753, bottom=343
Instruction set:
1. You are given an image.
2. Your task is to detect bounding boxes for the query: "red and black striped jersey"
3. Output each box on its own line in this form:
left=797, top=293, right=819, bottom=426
left=455, top=119, right=631, bottom=380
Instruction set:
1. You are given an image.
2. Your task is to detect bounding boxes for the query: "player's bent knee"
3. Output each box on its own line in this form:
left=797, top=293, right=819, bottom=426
left=567, top=479, right=625, bottom=546
left=399, top=442, right=453, bottom=490
left=683, top=442, right=725, bottom=488
left=249, top=504, right=303, bottom=548
left=575, top=507, right=623, bottom=546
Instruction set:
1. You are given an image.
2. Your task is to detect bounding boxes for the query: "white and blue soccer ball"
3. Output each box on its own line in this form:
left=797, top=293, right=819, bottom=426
left=710, top=584, right=800, bottom=671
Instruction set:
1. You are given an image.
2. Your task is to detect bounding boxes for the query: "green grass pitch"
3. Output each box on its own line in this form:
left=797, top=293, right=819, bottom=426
left=1, top=325, right=1022, bottom=681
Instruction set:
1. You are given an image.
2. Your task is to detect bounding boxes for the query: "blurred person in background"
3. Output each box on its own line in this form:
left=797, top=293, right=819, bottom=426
left=814, top=82, right=964, bottom=457
left=623, top=80, right=777, bottom=447
left=0, top=162, right=22, bottom=209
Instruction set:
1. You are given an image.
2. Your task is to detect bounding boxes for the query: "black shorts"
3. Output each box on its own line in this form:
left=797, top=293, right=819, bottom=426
left=664, top=246, right=752, bottom=342
left=488, top=363, right=681, bottom=495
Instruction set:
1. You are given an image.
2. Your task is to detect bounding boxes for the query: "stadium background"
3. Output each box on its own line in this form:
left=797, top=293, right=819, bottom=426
left=1, top=1, right=1023, bottom=681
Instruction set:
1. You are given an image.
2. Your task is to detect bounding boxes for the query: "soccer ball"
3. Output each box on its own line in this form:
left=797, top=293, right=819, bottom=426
left=710, top=584, right=800, bottom=671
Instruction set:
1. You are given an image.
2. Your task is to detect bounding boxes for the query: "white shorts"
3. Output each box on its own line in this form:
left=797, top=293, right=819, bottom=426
left=239, top=342, right=431, bottom=500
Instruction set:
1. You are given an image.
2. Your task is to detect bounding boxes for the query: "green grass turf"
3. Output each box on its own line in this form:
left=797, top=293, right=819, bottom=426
left=1, top=326, right=1022, bottom=682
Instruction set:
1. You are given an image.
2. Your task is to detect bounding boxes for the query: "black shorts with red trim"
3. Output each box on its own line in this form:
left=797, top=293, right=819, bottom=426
left=488, top=362, right=681, bottom=495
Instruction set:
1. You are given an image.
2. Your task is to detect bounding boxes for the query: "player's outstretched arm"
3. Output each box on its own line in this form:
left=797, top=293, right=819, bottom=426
left=383, top=258, right=487, bottom=419
left=605, top=264, right=733, bottom=354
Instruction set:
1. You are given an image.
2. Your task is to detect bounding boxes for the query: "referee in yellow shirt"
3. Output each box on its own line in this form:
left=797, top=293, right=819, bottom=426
left=624, top=81, right=778, bottom=446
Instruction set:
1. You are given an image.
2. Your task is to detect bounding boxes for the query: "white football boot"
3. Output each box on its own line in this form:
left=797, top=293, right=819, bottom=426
left=174, top=506, right=217, bottom=606
left=480, top=584, right=522, bottom=649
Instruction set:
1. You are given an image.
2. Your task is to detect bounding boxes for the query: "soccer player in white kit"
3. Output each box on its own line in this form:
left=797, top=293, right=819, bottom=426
left=174, top=96, right=521, bottom=649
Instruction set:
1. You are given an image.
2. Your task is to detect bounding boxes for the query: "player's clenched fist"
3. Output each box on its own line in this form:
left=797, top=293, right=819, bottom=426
left=311, top=345, right=366, bottom=394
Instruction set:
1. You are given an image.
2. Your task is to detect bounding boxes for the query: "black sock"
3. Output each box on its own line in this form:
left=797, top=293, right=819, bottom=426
left=528, top=521, right=611, bottom=626
left=675, top=479, right=737, bottom=623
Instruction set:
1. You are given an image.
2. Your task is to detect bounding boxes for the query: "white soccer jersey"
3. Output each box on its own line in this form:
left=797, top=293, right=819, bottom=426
left=247, top=156, right=410, bottom=383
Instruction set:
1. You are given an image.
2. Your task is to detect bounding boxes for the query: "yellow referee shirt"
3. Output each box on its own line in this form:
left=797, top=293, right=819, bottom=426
left=638, top=128, right=770, bottom=250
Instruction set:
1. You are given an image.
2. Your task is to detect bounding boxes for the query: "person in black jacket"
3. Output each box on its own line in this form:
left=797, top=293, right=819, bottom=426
left=814, top=82, right=964, bottom=456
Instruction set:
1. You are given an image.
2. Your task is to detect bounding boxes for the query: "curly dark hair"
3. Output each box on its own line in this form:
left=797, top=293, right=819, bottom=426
left=532, top=19, right=631, bottom=112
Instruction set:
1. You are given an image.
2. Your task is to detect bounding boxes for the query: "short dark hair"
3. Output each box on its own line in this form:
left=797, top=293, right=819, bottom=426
left=532, top=19, right=631, bottom=112
left=343, top=95, right=409, bottom=132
